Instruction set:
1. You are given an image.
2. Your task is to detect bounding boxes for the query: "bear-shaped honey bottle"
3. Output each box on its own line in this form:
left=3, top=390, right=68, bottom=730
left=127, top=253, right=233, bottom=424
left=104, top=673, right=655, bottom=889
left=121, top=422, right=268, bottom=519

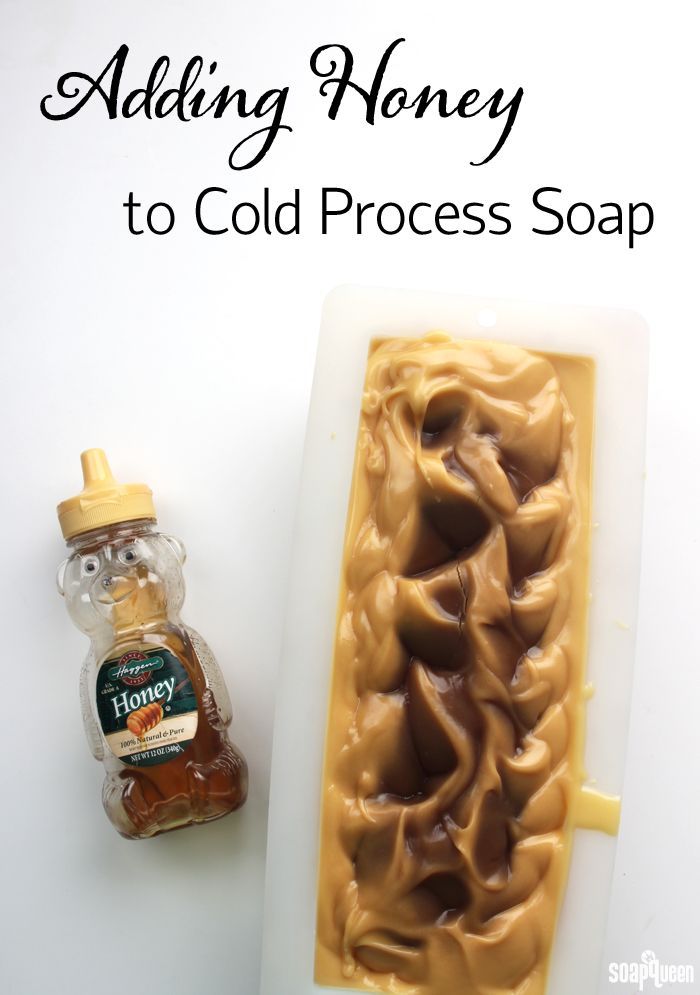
left=57, top=449, right=248, bottom=839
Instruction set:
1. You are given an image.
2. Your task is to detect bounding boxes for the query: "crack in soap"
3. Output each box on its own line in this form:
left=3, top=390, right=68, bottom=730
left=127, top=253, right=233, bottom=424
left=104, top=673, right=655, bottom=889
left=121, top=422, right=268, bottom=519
left=315, top=334, right=616, bottom=995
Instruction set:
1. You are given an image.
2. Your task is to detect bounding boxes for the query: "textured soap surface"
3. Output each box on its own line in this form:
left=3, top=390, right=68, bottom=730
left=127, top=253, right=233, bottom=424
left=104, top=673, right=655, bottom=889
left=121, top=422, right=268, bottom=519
left=315, top=334, right=596, bottom=995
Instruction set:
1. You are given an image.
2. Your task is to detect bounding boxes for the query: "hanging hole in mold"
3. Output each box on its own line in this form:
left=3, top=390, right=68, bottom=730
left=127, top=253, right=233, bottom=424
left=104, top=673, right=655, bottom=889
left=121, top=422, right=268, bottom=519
left=477, top=307, right=498, bottom=329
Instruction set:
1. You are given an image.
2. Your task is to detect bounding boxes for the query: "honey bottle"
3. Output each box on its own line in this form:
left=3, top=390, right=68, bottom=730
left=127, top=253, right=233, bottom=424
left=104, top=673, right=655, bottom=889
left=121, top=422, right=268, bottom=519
left=56, top=449, right=248, bottom=839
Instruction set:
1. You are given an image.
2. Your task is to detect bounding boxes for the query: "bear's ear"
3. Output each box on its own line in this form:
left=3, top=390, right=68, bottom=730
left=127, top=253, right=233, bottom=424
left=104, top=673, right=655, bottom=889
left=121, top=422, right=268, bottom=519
left=56, top=558, right=69, bottom=597
left=162, top=534, right=186, bottom=565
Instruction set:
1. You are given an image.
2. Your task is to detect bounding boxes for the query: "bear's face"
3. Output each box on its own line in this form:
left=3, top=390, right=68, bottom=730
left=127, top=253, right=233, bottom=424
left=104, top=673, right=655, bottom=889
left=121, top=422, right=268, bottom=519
left=57, top=533, right=186, bottom=637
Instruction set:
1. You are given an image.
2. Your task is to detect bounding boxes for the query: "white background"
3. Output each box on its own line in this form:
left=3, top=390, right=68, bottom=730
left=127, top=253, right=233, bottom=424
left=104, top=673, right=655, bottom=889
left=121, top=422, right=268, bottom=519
left=0, top=2, right=697, bottom=994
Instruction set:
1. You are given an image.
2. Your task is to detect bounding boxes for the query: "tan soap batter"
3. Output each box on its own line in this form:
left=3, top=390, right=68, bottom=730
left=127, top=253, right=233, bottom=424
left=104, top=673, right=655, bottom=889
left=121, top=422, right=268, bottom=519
left=315, top=334, right=618, bottom=995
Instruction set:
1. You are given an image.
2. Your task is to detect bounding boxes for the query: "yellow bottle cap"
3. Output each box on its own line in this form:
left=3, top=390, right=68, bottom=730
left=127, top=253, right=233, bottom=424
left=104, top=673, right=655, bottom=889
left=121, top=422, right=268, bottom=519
left=57, top=449, right=156, bottom=540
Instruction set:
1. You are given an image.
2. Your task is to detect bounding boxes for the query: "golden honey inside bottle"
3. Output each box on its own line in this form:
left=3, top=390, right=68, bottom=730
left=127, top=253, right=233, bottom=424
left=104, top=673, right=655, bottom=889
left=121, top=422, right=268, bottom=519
left=57, top=449, right=248, bottom=839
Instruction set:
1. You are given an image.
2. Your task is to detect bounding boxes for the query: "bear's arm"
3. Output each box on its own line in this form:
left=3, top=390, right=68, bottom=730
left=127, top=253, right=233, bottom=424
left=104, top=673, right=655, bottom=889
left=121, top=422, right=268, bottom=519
left=185, top=626, right=233, bottom=727
left=80, top=650, right=105, bottom=761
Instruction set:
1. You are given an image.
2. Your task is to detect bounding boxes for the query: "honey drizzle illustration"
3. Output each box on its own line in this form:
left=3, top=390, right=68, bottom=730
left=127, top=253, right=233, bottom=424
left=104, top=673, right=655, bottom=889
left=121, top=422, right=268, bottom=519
left=126, top=677, right=191, bottom=744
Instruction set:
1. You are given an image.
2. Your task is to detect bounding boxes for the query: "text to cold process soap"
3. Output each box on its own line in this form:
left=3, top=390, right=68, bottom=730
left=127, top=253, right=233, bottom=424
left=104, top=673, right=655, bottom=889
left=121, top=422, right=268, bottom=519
left=123, top=187, right=654, bottom=249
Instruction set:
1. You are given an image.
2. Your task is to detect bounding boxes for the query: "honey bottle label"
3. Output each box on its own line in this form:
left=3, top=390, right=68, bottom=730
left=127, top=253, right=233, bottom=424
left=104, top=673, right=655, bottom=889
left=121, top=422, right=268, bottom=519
left=95, top=648, right=199, bottom=767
